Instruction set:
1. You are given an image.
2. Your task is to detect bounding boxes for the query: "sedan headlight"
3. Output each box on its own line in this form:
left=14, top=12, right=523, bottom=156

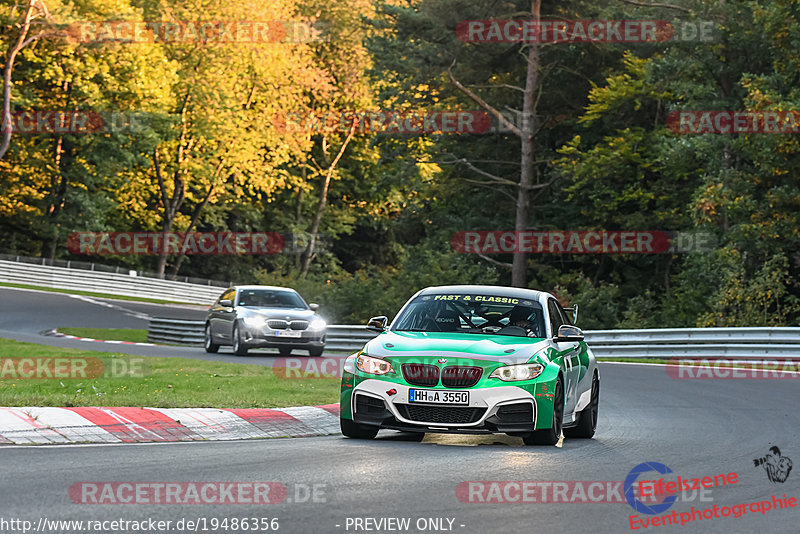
left=243, top=316, right=267, bottom=328
left=308, top=317, right=326, bottom=331
left=489, top=363, right=544, bottom=381
left=356, top=354, right=394, bottom=375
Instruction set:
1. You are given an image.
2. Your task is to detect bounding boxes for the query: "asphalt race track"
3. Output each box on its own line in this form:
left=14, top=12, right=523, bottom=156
left=0, top=287, right=294, bottom=363
left=1, top=287, right=799, bottom=533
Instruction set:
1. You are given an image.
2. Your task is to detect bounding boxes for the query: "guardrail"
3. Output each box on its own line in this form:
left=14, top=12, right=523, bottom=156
left=147, top=320, right=800, bottom=358
left=584, top=327, right=800, bottom=358
left=0, top=253, right=231, bottom=287
left=147, top=318, right=206, bottom=345
left=147, top=320, right=378, bottom=349
left=0, top=260, right=225, bottom=305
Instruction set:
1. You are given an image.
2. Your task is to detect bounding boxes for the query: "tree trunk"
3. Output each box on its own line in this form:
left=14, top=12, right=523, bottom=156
left=300, top=121, right=357, bottom=277
left=153, top=94, right=190, bottom=278
left=1, top=0, right=48, bottom=161
left=42, top=133, right=67, bottom=260
left=512, top=0, right=541, bottom=287
left=168, top=181, right=216, bottom=279
left=448, top=0, right=543, bottom=288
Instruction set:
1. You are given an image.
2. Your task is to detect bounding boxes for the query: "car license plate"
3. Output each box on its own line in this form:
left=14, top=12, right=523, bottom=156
left=274, top=330, right=302, bottom=338
left=408, top=389, right=469, bottom=405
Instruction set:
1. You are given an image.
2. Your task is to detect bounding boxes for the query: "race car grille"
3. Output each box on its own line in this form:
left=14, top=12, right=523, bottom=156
left=397, top=405, right=486, bottom=424
left=441, top=366, right=482, bottom=388
left=402, top=364, right=440, bottom=387
left=496, top=403, right=534, bottom=423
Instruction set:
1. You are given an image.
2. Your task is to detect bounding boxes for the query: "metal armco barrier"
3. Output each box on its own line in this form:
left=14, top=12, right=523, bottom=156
left=584, top=327, right=800, bottom=358
left=147, top=318, right=206, bottom=345
left=0, top=260, right=224, bottom=305
left=147, top=320, right=800, bottom=358
left=146, top=320, right=378, bottom=349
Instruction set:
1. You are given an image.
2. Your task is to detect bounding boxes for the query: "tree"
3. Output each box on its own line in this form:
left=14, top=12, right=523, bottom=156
left=0, top=0, right=50, bottom=160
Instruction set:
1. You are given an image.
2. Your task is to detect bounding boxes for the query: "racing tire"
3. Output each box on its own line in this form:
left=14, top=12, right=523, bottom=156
left=308, top=347, right=324, bottom=357
left=278, top=347, right=292, bottom=357
left=564, top=372, right=599, bottom=439
left=523, top=379, right=563, bottom=446
left=204, top=324, right=220, bottom=353
left=232, top=324, right=249, bottom=356
left=340, top=417, right=379, bottom=439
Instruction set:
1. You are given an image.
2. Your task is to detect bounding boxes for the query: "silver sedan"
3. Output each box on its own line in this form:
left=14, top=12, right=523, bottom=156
left=204, top=285, right=326, bottom=356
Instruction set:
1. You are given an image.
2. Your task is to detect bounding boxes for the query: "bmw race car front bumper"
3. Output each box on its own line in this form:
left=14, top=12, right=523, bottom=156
left=349, top=379, right=539, bottom=435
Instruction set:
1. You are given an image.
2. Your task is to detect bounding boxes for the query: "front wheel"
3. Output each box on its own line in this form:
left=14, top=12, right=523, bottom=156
left=308, top=347, right=324, bottom=357
left=523, top=379, right=563, bottom=446
left=340, top=417, right=379, bottom=439
left=204, top=324, right=219, bottom=353
left=564, top=372, right=599, bottom=439
left=232, top=324, right=249, bottom=356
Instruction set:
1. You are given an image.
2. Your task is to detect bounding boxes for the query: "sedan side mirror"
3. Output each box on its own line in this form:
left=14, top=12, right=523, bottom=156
left=366, top=315, right=388, bottom=332
left=309, top=303, right=320, bottom=311
left=219, top=299, right=233, bottom=308
left=555, top=324, right=584, bottom=342
left=564, top=303, right=579, bottom=324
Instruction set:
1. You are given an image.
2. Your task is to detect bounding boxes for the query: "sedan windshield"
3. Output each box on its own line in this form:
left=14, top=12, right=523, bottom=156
left=392, top=294, right=545, bottom=338
left=236, top=289, right=306, bottom=308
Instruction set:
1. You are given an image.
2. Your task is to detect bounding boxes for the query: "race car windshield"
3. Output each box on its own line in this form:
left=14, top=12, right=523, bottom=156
left=236, top=290, right=306, bottom=308
left=392, top=294, right=546, bottom=338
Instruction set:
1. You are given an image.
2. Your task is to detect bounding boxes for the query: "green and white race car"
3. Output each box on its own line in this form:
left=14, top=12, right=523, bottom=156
left=339, top=285, right=599, bottom=445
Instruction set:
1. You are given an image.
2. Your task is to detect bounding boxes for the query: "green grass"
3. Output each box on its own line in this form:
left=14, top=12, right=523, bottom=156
left=0, top=339, right=339, bottom=408
left=0, top=281, right=203, bottom=306
left=58, top=327, right=149, bottom=344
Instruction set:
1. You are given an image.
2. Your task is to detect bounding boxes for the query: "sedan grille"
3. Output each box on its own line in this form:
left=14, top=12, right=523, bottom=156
left=441, top=366, right=482, bottom=388
left=397, top=405, right=486, bottom=424
left=402, top=364, right=439, bottom=387
left=267, top=319, right=288, bottom=329
left=289, top=320, right=309, bottom=330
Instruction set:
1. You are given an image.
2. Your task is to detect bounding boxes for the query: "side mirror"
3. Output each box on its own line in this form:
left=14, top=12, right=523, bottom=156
left=555, top=324, right=584, bottom=342
left=366, top=315, right=388, bottom=332
left=563, top=304, right=579, bottom=324
left=219, top=299, right=233, bottom=308
left=309, top=303, right=320, bottom=311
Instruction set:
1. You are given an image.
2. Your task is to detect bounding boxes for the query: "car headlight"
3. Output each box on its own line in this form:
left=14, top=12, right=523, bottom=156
left=308, top=317, right=326, bottom=331
left=243, top=316, right=267, bottom=328
left=356, top=354, right=394, bottom=375
left=489, top=363, right=544, bottom=381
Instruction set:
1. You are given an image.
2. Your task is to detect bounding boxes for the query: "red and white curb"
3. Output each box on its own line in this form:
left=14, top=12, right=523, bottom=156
left=0, top=404, right=340, bottom=445
left=44, top=329, right=156, bottom=346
